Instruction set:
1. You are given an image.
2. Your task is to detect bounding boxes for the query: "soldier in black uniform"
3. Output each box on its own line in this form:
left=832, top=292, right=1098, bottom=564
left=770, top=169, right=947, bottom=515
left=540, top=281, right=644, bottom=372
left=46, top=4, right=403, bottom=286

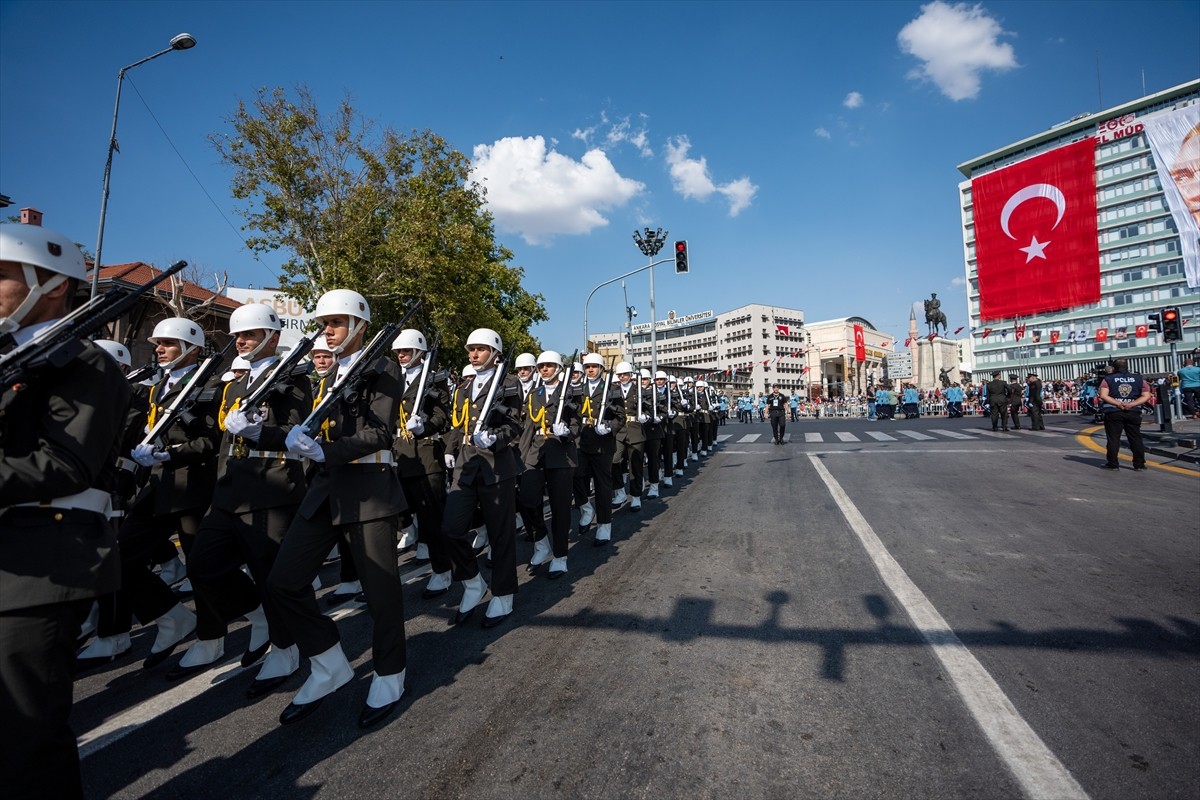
left=766, top=383, right=788, bottom=444
left=1025, top=373, right=1045, bottom=431
left=1, top=220, right=132, bottom=799
left=390, top=328, right=453, bottom=600
left=441, top=327, right=524, bottom=626
left=985, top=371, right=1011, bottom=431
left=165, top=304, right=312, bottom=695
left=517, top=351, right=581, bottom=578
left=1006, top=374, right=1024, bottom=430
left=572, top=353, right=624, bottom=545
left=653, top=370, right=675, bottom=488
left=1098, top=357, right=1151, bottom=470
left=667, top=375, right=690, bottom=477
left=611, top=361, right=648, bottom=512
left=639, top=368, right=669, bottom=499
left=269, top=289, right=409, bottom=729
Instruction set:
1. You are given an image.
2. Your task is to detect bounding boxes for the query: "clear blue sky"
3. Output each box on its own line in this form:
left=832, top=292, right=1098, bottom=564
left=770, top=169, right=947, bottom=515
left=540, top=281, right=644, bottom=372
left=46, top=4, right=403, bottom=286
left=2, top=1, right=1198, bottom=351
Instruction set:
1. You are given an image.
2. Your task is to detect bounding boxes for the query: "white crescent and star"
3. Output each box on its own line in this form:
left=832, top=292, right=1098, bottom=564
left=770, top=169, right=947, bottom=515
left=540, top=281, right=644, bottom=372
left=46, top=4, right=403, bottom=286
left=999, top=183, right=1066, bottom=263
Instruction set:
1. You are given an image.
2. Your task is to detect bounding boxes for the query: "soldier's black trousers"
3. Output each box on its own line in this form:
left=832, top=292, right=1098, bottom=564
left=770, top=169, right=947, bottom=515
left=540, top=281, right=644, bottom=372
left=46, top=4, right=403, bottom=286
left=519, top=466, right=573, bottom=558
left=574, top=448, right=614, bottom=524
left=400, top=471, right=451, bottom=575
left=443, top=472, right=518, bottom=596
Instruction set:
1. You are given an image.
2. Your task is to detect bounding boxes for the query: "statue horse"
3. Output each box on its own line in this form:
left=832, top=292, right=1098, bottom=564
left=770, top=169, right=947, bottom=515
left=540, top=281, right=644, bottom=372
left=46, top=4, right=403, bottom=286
left=925, top=304, right=947, bottom=337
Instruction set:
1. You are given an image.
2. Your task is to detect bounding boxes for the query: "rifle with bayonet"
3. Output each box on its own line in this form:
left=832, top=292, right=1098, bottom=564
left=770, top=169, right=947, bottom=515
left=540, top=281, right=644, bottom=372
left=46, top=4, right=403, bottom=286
left=1, top=260, right=186, bottom=390
left=405, top=329, right=444, bottom=439
left=139, top=338, right=236, bottom=450
left=239, top=329, right=323, bottom=412
left=475, top=340, right=519, bottom=436
left=554, top=348, right=581, bottom=426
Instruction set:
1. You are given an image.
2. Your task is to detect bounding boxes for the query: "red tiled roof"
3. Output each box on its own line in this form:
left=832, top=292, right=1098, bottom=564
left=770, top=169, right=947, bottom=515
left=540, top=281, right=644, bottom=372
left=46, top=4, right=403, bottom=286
left=90, top=262, right=241, bottom=310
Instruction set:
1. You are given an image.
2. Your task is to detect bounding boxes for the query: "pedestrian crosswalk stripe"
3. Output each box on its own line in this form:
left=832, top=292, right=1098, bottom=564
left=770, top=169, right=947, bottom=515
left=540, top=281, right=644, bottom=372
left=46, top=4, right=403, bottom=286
left=1013, top=429, right=1060, bottom=437
left=865, top=431, right=896, bottom=441
left=896, top=430, right=936, bottom=441
left=716, top=434, right=733, bottom=443
left=835, top=431, right=860, bottom=442
left=973, top=429, right=1009, bottom=438
left=737, top=434, right=761, bottom=443
left=928, top=429, right=975, bottom=440
left=804, top=432, right=823, bottom=443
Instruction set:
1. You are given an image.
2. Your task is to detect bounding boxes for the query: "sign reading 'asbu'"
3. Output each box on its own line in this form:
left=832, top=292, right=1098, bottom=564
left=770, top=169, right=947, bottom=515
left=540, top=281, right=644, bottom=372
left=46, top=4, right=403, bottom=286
left=972, top=139, right=1100, bottom=322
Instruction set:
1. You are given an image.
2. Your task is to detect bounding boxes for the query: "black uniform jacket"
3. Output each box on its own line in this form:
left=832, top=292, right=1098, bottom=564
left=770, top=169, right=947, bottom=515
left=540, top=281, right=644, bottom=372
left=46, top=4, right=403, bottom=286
left=517, top=380, right=581, bottom=470
left=212, top=360, right=312, bottom=513
left=143, top=368, right=221, bottom=515
left=392, top=364, right=449, bottom=479
left=444, top=370, right=523, bottom=486
left=299, top=356, right=407, bottom=525
left=985, top=379, right=1010, bottom=404
left=0, top=340, right=131, bottom=611
left=615, top=380, right=649, bottom=446
left=576, top=377, right=626, bottom=455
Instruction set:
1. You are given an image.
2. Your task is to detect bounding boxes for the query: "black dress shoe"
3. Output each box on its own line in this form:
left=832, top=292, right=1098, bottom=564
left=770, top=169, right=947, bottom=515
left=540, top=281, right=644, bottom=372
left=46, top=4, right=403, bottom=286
left=422, top=586, right=451, bottom=600
left=593, top=537, right=609, bottom=548
left=166, top=660, right=215, bottom=681
left=241, top=641, right=270, bottom=669
left=547, top=569, right=566, bottom=581
left=358, top=699, right=401, bottom=729
left=1102, top=463, right=1120, bottom=470
left=279, top=698, right=323, bottom=725
left=481, top=611, right=511, bottom=629
left=245, top=674, right=290, bottom=700
left=143, top=644, right=181, bottom=670
left=411, top=556, right=431, bottom=566
left=76, top=652, right=127, bottom=672
left=453, top=607, right=478, bottom=626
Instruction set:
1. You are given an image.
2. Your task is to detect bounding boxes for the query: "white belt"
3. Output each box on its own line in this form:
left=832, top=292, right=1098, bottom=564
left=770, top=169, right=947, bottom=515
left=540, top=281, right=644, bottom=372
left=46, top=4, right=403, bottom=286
left=226, top=445, right=300, bottom=460
left=10, top=487, right=114, bottom=517
left=350, top=450, right=394, bottom=465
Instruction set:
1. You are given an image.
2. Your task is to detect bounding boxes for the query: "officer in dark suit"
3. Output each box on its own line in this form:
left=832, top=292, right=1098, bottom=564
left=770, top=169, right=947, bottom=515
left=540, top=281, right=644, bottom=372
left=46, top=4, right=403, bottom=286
left=1026, top=373, right=1045, bottom=431
left=572, top=354, right=625, bottom=545
left=1006, top=374, right=1024, bottom=429
left=517, top=351, right=581, bottom=578
left=985, top=371, right=1010, bottom=431
left=269, top=289, right=409, bottom=729
left=390, top=328, right=453, bottom=600
left=766, top=383, right=788, bottom=444
left=441, top=328, right=525, bottom=626
left=165, top=304, right=312, bottom=694
left=1, top=220, right=132, bottom=800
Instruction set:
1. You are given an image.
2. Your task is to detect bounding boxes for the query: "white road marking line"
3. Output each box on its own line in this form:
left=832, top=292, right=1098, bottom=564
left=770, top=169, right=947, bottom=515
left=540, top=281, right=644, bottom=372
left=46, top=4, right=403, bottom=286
left=804, top=432, right=823, bottom=443
left=973, top=429, right=1010, bottom=438
left=895, top=430, right=936, bottom=440
left=865, top=431, right=897, bottom=441
left=737, top=434, right=762, bottom=443
left=806, top=454, right=1089, bottom=800
left=929, top=429, right=975, bottom=440
left=1020, top=430, right=1061, bottom=437
left=716, top=434, right=733, bottom=442
left=834, top=432, right=860, bottom=442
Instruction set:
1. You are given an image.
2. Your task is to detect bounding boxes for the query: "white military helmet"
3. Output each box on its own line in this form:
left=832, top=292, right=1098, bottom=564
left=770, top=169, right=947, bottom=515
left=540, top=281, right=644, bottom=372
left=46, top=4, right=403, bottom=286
left=572, top=362, right=583, bottom=374
left=0, top=223, right=88, bottom=333
left=462, top=364, right=477, bottom=378
left=639, top=368, right=652, bottom=380
left=149, top=317, right=206, bottom=349
left=537, top=350, right=562, bottom=367
left=582, top=353, right=605, bottom=367
left=311, top=340, right=334, bottom=354
left=229, top=304, right=281, bottom=334
left=684, top=376, right=695, bottom=383
left=391, top=328, right=427, bottom=351
left=515, top=352, right=538, bottom=369
left=614, top=361, right=634, bottom=375
left=465, top=328, right=503, bottom=352
left=655, top=370, right=668, bottom=380
left=696, top=380, right=707, bottom=388
left=94, top=339, right=131, bottom=368
left=313, top=289, right=370, bottom=322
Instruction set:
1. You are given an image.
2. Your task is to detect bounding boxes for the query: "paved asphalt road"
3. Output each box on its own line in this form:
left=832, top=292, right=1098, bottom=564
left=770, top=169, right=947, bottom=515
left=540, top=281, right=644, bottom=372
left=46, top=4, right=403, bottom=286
left=73, top=414, right=1199, bottom=799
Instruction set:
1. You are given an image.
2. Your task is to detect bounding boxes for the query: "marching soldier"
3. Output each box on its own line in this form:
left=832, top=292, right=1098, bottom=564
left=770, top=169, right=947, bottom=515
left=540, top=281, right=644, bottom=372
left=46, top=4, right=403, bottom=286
left=639, top=368, right=669, bottom=498
left=390, top=328, right=455, bottom=600
left=441, top=328, right=524, bottom=626
left=653, top=371, right=675, bottom=488
left=164, top=304, right=312, bottom=697
left=517, top=351, right=581, bottom=579
left=668, top=375, right=690, bottom=477
left=611, top=361, right=647, bottom=511
left=696, top=380, right=717, bottom=454
left=684, top=376, right=701, bottom=460
left=573, top=354, right=624, bottom=545
left=514, top=352, right=539, bottom=401
left=1, top=221, right=132, bottom=799
left=268, top=289, right=409, bottom=729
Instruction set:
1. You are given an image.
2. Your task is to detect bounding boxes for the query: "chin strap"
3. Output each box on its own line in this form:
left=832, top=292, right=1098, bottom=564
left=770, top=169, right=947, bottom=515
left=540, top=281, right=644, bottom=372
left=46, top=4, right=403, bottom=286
left=0, top=264, right=67, bottom=334
left=330, top=319, right=366, bottom=356
left=241, top=330, right=274, bottom=362
left=159, top=342, right=198, bottom=371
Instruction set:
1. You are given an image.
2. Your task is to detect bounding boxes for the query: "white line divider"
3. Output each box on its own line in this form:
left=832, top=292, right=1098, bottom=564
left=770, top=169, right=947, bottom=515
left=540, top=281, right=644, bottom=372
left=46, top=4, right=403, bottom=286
left=806, top=454, right=1089, bottom=800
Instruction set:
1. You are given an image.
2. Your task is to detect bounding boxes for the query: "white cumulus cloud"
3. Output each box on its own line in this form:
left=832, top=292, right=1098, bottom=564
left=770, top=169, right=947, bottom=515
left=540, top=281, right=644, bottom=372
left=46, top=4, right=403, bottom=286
left=663, top=136, right=758, bottom=217
left=814, top=127, right=832, bottom=139
left=897, top=1, right=1017, bottom=101
left=843, top=92, right=864, bottom=109
left=470, top=136, right=644, bottom=245
left=573, top=112, right=653, bottom=157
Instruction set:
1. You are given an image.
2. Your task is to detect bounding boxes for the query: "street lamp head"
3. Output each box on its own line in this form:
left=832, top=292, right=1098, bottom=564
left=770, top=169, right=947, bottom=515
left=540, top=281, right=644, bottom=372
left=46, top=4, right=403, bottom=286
left=170, top=33, right=197, bottom=50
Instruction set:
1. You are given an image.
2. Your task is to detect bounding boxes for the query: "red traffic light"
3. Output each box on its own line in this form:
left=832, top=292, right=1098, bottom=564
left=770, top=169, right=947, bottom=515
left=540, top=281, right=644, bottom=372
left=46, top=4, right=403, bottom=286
left=1164, top=309, right=1178, bottom=321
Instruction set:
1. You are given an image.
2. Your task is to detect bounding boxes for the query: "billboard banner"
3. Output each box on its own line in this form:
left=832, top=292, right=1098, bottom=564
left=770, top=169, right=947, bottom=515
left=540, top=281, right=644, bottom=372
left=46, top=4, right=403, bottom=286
left=1142, top=103, right=1200, bottom=289
left=225, top=287, right=314, bottom=350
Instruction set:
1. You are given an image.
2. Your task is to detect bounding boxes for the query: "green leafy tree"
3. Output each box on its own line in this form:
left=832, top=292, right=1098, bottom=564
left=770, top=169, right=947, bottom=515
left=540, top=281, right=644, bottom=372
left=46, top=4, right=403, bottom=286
left=211, top=85, right=544, bottom=357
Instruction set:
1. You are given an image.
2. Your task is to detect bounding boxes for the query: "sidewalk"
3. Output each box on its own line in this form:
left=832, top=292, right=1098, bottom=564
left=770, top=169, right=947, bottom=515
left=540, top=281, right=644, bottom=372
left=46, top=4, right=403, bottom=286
left=1139, top=413, right=1200, bottom=464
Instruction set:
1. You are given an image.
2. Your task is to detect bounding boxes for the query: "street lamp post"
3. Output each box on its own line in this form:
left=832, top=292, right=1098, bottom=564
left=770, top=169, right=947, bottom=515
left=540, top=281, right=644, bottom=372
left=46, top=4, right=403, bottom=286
left=91, top=32, right=197, bottom=300
left=632, top=227, right=668, bottom=380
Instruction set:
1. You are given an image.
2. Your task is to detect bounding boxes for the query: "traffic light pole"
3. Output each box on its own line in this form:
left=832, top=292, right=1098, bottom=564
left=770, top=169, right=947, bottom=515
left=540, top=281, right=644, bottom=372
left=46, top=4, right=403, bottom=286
left=633, top=228, right=670, bottom=383
left=582, top=258, right=672, bottom=352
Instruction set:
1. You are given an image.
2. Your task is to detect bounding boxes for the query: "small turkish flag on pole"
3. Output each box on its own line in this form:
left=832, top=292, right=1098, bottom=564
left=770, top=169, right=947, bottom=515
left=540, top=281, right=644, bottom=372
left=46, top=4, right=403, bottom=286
left=1050, top=330, right=1060, bottom=343
left=776, top=324, right=790, bottom=337
left=1135, top=324, right=1148, bottom=338
left=1096, top=327, right=1109, bottom=343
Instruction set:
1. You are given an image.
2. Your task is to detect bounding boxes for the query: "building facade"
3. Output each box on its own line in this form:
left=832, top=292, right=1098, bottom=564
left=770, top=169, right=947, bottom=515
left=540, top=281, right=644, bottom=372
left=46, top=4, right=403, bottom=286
left=958, top=79, right=1200, bottom=383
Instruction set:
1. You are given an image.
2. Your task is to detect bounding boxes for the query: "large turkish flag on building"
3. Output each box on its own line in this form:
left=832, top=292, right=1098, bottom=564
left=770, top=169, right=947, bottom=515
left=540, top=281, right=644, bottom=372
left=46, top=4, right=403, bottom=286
left=853, top=324, right=865, bottom=362
left=973, top=139, right=1100, bottom=322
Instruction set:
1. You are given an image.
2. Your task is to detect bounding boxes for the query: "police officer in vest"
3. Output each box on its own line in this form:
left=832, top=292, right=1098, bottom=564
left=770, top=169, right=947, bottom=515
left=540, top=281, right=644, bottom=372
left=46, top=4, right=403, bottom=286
left=1, top=220, right=132, bottom=799
left=573, top=354, right=624, bottom=545
left=269, top=289, right=409, bottom=729
left=1098, top=357, right=1151, bottom=470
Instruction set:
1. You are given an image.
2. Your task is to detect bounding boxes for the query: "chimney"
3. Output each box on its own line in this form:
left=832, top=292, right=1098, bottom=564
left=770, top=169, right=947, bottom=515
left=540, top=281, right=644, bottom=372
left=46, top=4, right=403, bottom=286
left=20, top=207, right=43, bottom=227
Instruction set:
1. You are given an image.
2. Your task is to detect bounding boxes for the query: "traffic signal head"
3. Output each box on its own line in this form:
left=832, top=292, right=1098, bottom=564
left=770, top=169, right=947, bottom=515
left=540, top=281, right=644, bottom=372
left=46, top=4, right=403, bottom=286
left=1162, top=306, right=1182, bottom=342
left=1148, top=313, right=1162, bottom=334
left=674, top=240, right=689, bottom=274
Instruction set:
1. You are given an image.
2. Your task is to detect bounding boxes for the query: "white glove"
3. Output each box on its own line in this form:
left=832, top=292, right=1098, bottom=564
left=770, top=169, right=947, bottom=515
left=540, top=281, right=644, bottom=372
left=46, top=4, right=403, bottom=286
left=681, top=401, right=690, bottom=410
left=637, top=414, right=649, bottom=424
left=224, top=408, right=262, bottom=440
left=669, top=411, right=677, bottom=419
left=131, top=443, right=170, bottom=468
left=285, top=427, right=325, bottom=462
left=405, top=414, right=425, bottom=435
left=595, top=422, right=612, bottom=436
left=552, top=421, right=570, bottom=437
left=472, top=429, right=497, bottom=449
left=444, top=453, right=456, bottom=470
